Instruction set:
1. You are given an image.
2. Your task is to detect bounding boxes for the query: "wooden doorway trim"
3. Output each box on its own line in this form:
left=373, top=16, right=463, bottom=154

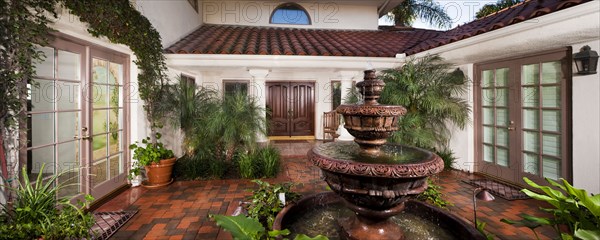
left=266, top=82, right=315, bottom=137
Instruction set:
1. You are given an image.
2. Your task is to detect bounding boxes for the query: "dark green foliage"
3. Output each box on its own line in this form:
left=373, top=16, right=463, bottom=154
left=501, top=177, right=600, bottom=240
left=476, top=220, right=496, bottom=240
left=129, top=134, right=175, bottom=179
left=0, top=165, right=95, bottom=239
left=237, top=146, right=282, bottom=179
left=210, top=214, right=328, bottom=240
left=436, top=147, right=457, bottom=170
left=379, top=55, right=470, bottom=150
left=476, top=0, right=523, bottom=19
left=160, top=76, right=219, bottom=156
left=416, top=179, right=452, bottom=208
left=247, top=180, right=300, bottom=229
left=388, top=0, right=452, bottom=28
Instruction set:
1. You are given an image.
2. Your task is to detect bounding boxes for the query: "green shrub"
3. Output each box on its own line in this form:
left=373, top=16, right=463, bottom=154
left=247, top=180, right=300, bottom=229
left=258, top=146, right=281, bottom=178
left=0, top=164, right=95, bottom=239
left=416, top=179, right=452, bottom=208
left=501, top=177, right=600, bottom=240
left=238, top=151, right=256, bottom=179
left=210, top=214, right=328, bottom=240
left=435, top=147, right=457, bottom=170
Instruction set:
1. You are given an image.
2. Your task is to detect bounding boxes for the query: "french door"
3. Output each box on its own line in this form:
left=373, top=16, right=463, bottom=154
left=266, top=82, right=315, bottom=136
left=475, top=49, right=571, bottom=185
left=28, top=36, right=129, bottom=200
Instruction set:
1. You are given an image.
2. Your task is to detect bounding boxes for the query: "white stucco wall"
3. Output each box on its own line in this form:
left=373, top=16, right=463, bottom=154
left=135, top=0, right=203, bottom=47
left=202, top=0, right=379, bottom=30
left=413, top=2, right=600, bottom=193
left=572, top=40, right=600, bottom=194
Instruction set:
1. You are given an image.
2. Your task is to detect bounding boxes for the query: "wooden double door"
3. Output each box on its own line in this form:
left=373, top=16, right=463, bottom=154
left=266, top=82, right=315, bottom=136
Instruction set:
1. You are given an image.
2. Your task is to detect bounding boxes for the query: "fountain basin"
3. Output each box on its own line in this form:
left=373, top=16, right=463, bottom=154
left=273, top=192, right=485, bottom=240
left=309, top=142, right=444, bottom=210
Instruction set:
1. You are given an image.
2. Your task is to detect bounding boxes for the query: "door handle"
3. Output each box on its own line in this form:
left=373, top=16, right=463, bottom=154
left=74, top=127, right=91, bottom=140
left=507, top=127, right=515, bottom=131
left=288, top=109, right=293, bottom=117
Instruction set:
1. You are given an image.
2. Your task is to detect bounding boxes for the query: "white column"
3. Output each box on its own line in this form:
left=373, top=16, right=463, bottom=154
left=249, top=69, right=270, bottom=142
left=336, top=71, right=360, bottom=141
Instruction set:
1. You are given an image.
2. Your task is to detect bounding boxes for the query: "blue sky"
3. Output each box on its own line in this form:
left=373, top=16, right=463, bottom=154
left=379, top=0, right=497, bottom=30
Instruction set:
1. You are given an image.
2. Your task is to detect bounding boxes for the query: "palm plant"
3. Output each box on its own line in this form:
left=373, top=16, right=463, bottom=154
left=198, top=92, right=267, bottom=163
left=387, top=0, right=452, bottom=28
left=476, top=0, right=523, bottom=19
left=161, top=75, right=218, bottom=156
left=379, top=55, right=470, bottom=150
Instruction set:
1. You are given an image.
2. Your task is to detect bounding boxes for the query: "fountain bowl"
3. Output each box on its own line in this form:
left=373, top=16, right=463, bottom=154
left=273, top=192, right=485, bottom=240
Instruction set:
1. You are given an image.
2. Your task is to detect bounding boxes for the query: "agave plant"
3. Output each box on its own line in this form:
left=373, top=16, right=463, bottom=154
left=379, top=54, right=470, bottom=150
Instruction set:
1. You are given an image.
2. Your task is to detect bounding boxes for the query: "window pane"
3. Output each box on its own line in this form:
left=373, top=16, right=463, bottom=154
left=522, top=64, right=539, bottom=85
left=482, top=70, right=494, bottom=87
left=108, top=130, right=120, bottom=155
left=483, top=107, right=494, bottom=125
left=542, top=110, right=560, bottom=132
left=109, top=62, right=123, bottom=85
left=522, top=87, right=538, bottom=107
left=541, top=61, right=561, bottom=84
left=523, top=153, right=539, bottom=175
left=29, top=146, right=55, bottom=179
left=92, top=109, right=109, bottom=134
left=224, top=82, right=248, bottom=96
left=109, top=154, right=122, bottom=178
left=497, top=147, right=508, bottom=167
left=93, top=133, right=108, bottom=160
left=495, top=88, right=508, bottom=106
left=31, top=113, right=55, bottom=146
left=483, top=144, right=494, bottom=162
left=109, top=86, right=121, bottom=109
left=543, top=134, right=561, bottom=157
left=34, top=47, right=54, bottom=78
left=92, top=84, right=108, bottom=109
left=542, top=157, right=561, bottom=180
left=92, top=59, right=108, bottom=84
left=482, top=89, right=494, bottom=106
left=495, top=68, right=509, bottom=86
left=56, top=81, right=80, bottom=110
left=496, top=108, right=508, bottom=126
left=496, top=128, right=508, bottom=147
left=57, top=141, right=79, bottom=197
left=483, top=126, right=494, bottom=144
left=31, top=79, right=55, bottom=112
left=57, top=50, right=80, bottom=81
left=523, top=131, right=539, bottom=152
left=91, top=158, right=107, bottom=186
left=57, top=112, right=79, bottom=142
left=523, top=109, right=539, bottom=130
left=271, top=7, right=310, bottom=24
left=542, top=86, right=560, bottom=108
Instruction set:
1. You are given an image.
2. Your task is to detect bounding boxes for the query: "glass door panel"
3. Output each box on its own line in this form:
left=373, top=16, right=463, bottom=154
left=480, top=68, right=512, bottom=168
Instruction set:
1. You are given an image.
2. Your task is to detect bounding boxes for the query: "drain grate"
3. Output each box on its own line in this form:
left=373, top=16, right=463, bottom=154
left=90, top=211, right=137, bottom=240
left=464, top=179, right=530, bottom=200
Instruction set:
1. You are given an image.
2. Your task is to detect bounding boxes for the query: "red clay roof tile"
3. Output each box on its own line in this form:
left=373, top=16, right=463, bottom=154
left=165, top=24, right=440, bottom=57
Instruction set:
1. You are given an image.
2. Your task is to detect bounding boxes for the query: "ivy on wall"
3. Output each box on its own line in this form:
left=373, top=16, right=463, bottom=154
left=1, top=0, right=168, bottom=195
left=63, top=0, right=168, bottom=131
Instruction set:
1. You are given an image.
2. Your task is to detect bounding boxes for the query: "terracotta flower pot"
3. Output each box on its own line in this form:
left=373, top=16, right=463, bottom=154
left=144, top=157, right=176, bottom=186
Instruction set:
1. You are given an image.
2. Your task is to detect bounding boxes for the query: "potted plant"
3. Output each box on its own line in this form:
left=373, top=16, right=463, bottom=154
left=129, top=133, right=176, bottom=187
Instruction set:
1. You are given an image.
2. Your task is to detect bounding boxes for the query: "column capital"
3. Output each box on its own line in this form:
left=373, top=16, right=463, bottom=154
left=248, top=68, right=270, bottom=79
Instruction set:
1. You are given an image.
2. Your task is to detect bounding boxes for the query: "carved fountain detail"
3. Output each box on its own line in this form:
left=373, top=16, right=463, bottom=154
left=308, top=69, right=444, bottom=240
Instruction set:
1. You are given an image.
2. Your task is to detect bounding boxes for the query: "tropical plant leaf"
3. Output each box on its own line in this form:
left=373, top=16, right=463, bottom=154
left=501, top=217, right=542, bottom=229
left=561, top=179, right=600, bottom=217
left=294, top=234, right=329, bottom=240
left=211, top=214, right=264, bottom=240
left=574, top=229, right=600, bottom=240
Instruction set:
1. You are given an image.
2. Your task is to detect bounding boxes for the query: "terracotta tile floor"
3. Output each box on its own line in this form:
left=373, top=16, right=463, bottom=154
left=98, top=141, right=557, bottom=239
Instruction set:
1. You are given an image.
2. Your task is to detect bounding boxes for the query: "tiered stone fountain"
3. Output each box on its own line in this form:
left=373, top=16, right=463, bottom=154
left=273, top=69, right=482, bottom=240
left=308, top=69, right=444, bottom=240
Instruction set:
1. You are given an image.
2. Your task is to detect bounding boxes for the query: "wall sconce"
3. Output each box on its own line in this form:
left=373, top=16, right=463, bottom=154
left=473, top=187, right=495, bottom=225
left=574, top=45, right=599, bottom=75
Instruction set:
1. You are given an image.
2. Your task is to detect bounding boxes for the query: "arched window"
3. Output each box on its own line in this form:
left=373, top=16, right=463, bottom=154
left=270, top=3, right=311, bottom=25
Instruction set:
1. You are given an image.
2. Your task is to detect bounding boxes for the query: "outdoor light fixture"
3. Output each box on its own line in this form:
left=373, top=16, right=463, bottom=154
left=574, top=45, right=599, bottom=75
left=473, top=187, right=495, bottom=226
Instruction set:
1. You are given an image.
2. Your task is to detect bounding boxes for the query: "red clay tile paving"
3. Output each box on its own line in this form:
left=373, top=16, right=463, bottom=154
left=99, top=141, right=559, bottom=239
